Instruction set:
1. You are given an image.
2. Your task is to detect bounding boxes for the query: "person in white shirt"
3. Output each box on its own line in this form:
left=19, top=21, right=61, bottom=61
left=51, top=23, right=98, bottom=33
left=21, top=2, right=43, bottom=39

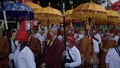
left=9, top=30, right=36, bottom=68
left=112, top=33, right=119, bottom=45
left=58, top=35, right=63, bottom=42
left=94, top=30, right=102, bottom=45
left=32, top=25, right=44, bottom=44
left=93, top=39, right=99, bottom=54
left=63, top=34, right=81, bottom=68
left=105, top=39, right=120, bottom=68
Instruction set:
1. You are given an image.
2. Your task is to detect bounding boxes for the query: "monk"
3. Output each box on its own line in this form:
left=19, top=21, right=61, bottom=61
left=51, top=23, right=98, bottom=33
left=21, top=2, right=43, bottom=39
left=77, top=30, right=98, bottom=68
left=0, top=30, right=10, bottom=68
left=27, top=30, right=41, bottom=67
left=41, top=27, right=65, bottom=68
left=100, top=32, right=116, bottom=68
left=29, top=37, right=41, bottom=58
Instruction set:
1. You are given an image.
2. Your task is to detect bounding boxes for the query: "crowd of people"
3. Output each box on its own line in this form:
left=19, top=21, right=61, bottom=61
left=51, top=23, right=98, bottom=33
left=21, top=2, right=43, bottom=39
left=0, top=24, right=120, bottom=68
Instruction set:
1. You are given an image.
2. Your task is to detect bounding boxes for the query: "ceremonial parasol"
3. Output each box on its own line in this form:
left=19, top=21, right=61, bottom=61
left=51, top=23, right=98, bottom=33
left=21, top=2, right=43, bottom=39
left=25, top=1, right=41, bottom=11
left=107, top=9, right=120, bottom=26
left=35, top=3, right=63, bottom=27
left=0, top=1, right=34, bottom=20
left=73, top=1, right=107, bottom=25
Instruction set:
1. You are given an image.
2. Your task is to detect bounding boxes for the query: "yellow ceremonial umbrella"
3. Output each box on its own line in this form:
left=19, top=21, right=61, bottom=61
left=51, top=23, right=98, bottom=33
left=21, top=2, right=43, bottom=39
left=73, top=1, right=107, bottom=36
left=65, top=7, right=73, bottom=21
left=73, top=1, right=107, bottom=24
left=65, top=7, right=83, bottom=23
left=107, top=10, right=120, bottom=26
left=25, top=2, right=43, bottom=20
left=25, top=2, right=41, bottom=11
left=35, top=3, right=63, bottom=26
left=65, top=7, right=74, bottom=24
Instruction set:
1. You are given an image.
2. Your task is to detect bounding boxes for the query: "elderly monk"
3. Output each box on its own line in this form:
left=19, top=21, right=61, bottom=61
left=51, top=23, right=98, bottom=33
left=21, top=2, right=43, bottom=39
left=41, top=27, right=65, bottom=68
left=77, top=30, right=98, bottom=68
left=100, top=31, right=116, bottom=68
left=0, top=29, right=10, bottom=68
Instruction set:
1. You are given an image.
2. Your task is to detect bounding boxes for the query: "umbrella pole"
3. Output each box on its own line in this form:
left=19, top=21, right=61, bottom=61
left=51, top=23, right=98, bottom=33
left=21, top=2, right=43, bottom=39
left=62, top=0, right=66, bottom=50
left=1, top=0, right=15, bottom=68
left=1, top=0, right=12, bottom=52
left=47, top=19, right=49, bottom=29
left=1, top=2, right=8, bottom=30
left=107, top=17, right=109, bottom=29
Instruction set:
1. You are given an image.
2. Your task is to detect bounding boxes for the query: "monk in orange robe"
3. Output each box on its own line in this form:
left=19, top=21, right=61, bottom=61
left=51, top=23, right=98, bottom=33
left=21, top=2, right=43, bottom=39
left=29, top=37, right=41, bottom=57
left=77, top=30, right=98, bottom=68
left=100, top=34, right=116, bottom=68
left=29, top=37, right=41, bottom=67
left=0, top=30, right=10, bottom=68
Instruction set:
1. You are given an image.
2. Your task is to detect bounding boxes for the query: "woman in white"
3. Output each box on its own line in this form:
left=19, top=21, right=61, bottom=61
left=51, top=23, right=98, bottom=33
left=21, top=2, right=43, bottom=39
left=9, top=30, right=36, bottom=68
left=63, top=34, right=81, bottom=68
left=105, top=38, right=120, bottom=68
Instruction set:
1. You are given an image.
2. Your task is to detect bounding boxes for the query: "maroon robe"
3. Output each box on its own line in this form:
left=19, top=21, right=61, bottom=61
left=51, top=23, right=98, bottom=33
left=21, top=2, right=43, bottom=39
left=42, top=38, right=65, bottom=68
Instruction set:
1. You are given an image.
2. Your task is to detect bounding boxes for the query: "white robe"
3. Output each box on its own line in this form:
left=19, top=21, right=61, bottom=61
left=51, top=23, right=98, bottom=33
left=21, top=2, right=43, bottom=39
left=106, top=48, right=120, bottom=68
left=94, top=33, right=102, bottom=45
left=93, top=39, right=99, bottom=54
left=63, top=46, right=81, bottom=67
left=12, top=46, right=36, bottom=68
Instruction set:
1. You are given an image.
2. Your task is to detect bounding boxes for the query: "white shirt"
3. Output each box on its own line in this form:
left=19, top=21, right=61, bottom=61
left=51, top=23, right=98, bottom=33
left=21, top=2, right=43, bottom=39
left=32, top=33, right=44, bottom=44
left=13, top=46, right=36, bottom=68
left=113, top=35, right=119, bottom=44
left=58, top=35, right=63, bottom=42
left=94, top=33, right=102, bottom=44
left=105, top=48, right=120, bottom=68
left=93, top=39, right=99, bottom=54
left=63, top=46, right=81, bottom=68
left=11, top=39, right=16, bottom=53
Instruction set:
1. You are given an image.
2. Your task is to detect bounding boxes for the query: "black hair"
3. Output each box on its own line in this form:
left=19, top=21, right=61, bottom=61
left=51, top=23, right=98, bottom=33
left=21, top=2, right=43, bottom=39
left=20, top=41, right=28, bottom=48
left=117, top=38, right=120, bottom=46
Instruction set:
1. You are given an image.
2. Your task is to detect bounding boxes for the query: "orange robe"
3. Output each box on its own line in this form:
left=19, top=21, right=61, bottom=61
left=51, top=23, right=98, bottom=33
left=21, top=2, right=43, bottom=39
left=29, top=37, right=41, bottom=67
left=0, top=38, right=9, bottom=68
left=77, top=37, right=90, bottom=56
left=100, top=39, right=116, bottom=68
left=29, top=37, right=41, bottom=57
left=77, top=37, right=98, bottom=68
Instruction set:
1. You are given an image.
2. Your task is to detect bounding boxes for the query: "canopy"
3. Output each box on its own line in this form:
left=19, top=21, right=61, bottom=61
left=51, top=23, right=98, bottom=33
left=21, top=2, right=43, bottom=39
left=73, top=2, right=107, bottom=24
left=25, top=2, right=41, bottom=11
left=65, top=7, right=73, bottom=21
left=107, top=10, right=120, bottom=17
left=35, top=3, right=63, bottom=25
left=0, top=1, right=34, bottom=20
left=74, top=2, right=107, bottom=13
left=107, top=10, right=120, bottom=25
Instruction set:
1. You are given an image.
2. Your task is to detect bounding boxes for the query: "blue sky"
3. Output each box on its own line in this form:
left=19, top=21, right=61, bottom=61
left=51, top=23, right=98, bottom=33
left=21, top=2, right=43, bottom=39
left=110, top=0, right=118, bottom=3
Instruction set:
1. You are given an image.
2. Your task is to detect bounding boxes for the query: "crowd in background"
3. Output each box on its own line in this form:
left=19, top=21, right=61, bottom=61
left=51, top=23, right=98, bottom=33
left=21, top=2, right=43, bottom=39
left=0, top=23, right=120, bottom=68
